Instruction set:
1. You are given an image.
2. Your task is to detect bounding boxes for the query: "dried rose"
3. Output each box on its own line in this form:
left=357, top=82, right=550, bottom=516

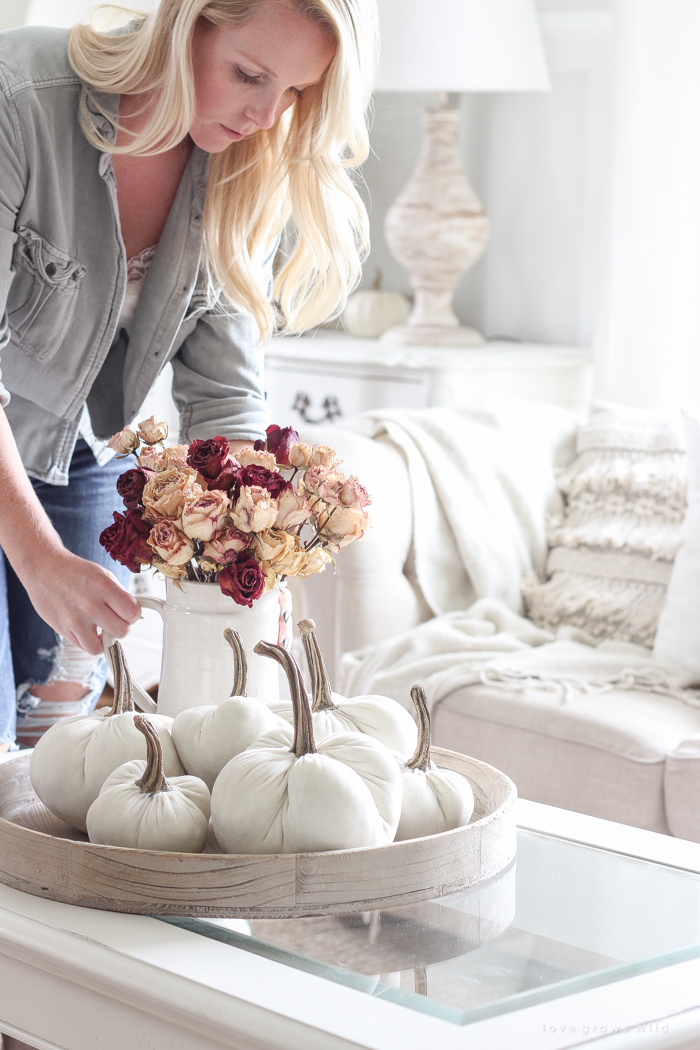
left=107, top=427, right=139, bottom=457
left=316, top=505, right=370, bottom=550
left=274, top=488, right=312, bottom=531
left=264, top=424, right=299, bottom=466
left=99, top=508, right=152, bottom=572
left=187, top=436, right=231, bottom=478
left=231, top=486, right=278, bottom=534
left=198, top=557, right=219, bottom=575
left=296, top=546, right=332, bottom=578
left=202, top=527, right=250, bottom=564
left=116, top=467, right=153, bottom=509
left=256, top=529, right=307, bottom=577
left=302, top=465, right=329, bottom=496
left=137, top=415, right=169, bottom=445
left=237, top=464, right=290, bottom=500
left=138, top=445, right=189, bottom=472
left=311, top=445, right=340, bottom=470
left=148, top=520, right=195, bottom=566
left=219, top=555, right=266, bottom=608
left=340, top=475, right=372, bottom=509
left=181, top=490, right=231, bottom=542
left=237, top=447, right=278, bottom=471
left=142, top=467, right=204, bottom=522
left=288, top=442, right=314, bottom=469
left=316, top=472, right=346, bottom=506
left=152, top=558, right=188, bottom=581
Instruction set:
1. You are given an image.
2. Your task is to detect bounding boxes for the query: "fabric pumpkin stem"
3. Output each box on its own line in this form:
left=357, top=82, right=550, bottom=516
left=299, top=619, right=337, bottom=712
left=254, top=640, right=317, bottom=758
left=108, top=641, right=134, bottom=715
left=406, top=686, right=433, bottom=773
left=134, top=715, right=170, bottom=794
left=224, top=628, right=248, bottom=696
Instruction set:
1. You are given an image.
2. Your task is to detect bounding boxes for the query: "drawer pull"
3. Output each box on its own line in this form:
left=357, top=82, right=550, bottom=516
left=292, top=392, right=342, bottom=424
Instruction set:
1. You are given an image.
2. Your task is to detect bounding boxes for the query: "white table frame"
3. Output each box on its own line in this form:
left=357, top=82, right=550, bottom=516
left=1, top=799, right=700, bottom=1050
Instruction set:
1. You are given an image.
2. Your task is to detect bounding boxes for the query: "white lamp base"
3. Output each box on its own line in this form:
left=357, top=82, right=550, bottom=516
left=380, top=323, right=486, bottom=347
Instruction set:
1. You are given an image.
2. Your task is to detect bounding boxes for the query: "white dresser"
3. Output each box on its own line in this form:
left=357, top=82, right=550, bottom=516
left=265, top=332, right=594, bottom=426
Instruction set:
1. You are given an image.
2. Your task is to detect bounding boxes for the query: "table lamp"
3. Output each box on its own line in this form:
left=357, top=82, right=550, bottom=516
left=375, top=0, right=550, bottom=346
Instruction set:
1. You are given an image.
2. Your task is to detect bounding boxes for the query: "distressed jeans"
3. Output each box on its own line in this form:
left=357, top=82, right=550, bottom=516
left=0, top=440, right=130, bottom=747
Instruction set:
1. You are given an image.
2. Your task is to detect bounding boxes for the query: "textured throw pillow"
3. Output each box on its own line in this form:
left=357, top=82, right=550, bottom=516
left=654, top=414, right=700, bottom=681
left=523, top=403, right=687, bottom=648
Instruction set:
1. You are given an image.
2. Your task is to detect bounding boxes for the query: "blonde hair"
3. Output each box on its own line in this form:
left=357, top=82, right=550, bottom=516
left=68, top=0, right=376, bottom=340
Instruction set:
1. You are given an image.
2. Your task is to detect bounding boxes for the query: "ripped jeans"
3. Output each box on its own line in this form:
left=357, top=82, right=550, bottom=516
left=0, top=440, right=130, bottom=747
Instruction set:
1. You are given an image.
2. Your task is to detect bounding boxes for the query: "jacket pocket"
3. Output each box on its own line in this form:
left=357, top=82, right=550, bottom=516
left=7, top=226, right=85, bottom=362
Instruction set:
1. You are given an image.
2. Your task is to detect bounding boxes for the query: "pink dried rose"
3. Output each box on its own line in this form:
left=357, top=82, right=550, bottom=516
left=148, top=520, right=195, bottom=566
left=237, top=447, right=278, bottom=471
left=219, top=555, right=266, bottom=608
left=296, top=546, right=332, bottom=578
left=339, top=475, right=372, bottom=509
left=316, top=472, right=346, bottom=507
left=274, top=488, right=312, bottom=531
left=137, top=415, right=169, bottom=445
left=288, top=442, right=314, bottom=469
left=302, top=464, right=329, bottom=496
left=202, top=527, right=250, bottom=564
left=139, top=444, right=190, bottom=472
left=256, top=529, right=307, bottom=578
left=231, top=485, right=278, bottom=534
left=107, top=427, right=139, bottom=457
left=142, top=467, right=204, bottom=522
left=181, top=490, right=231, bottom=542
left=311, top=445, right=340, bottom=470
left=316, top=505, right=370, bottom=550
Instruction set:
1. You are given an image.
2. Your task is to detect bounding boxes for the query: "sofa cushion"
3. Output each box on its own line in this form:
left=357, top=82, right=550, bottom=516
left=432, top=682, right=700, bottom=834
left=523, top=403, right=687, bottom=648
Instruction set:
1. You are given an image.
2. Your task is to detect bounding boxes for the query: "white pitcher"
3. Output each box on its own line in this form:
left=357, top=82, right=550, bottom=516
left=103, top=580, right=281, bottom=717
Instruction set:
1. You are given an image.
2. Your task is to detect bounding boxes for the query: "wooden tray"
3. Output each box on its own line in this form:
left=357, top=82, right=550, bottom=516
left=0, top=748, right=516, bottom=918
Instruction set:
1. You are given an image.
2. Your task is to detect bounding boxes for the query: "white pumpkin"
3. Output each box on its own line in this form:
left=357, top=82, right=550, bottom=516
left=87, top=715, right=211, bottom=852
left=268, top=620, right=417, bottom=760
left=171, top=628, right=284, bottom=790
left=211, top=640, right=402, bottom=854
left=394, top=686, right=474, bottom=841
left=342, top=272, right=411, bottom=339
left=30, top=641, right=183, bottom=833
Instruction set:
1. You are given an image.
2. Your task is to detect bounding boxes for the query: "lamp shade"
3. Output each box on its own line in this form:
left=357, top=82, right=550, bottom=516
left=375, top=0, right=550, bottom=93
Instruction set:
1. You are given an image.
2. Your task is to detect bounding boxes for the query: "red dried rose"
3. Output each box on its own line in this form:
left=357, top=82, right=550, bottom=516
left=116, top=467, right=153, bottom=509
left=264, top=424, right=300, bottom=465
left=218, top=555, right=266, bottom=608
left=187, top=436, right=231, bottom=479
left=99, top=508, right=152, bottom=573
left=236, top=464, right=291, bottom=500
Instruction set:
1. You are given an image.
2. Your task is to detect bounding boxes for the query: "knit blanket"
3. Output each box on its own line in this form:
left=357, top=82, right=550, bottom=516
left=340, top=598, right=700, bottom=714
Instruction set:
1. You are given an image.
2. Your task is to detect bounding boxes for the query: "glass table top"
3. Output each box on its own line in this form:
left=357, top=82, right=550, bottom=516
left=159, top=829, right=700, bottom=1026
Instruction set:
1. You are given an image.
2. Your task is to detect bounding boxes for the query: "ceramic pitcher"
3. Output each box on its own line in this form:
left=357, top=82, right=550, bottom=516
left=103, top=580, right=281, bottom=717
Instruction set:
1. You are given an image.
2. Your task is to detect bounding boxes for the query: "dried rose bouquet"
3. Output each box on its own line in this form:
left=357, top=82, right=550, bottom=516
left=99, top=418, right=371, bottom=608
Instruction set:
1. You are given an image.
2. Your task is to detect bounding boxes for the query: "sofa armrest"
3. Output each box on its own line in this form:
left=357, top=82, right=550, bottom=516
left=289, top=423, right=431, bottom=683
left=665, top=733, right=700, bottom=842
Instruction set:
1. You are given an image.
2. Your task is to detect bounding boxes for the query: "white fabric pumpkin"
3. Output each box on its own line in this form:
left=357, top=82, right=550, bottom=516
left=172, top=629, right=284, bottom=790
left=342, top=273, right=411, bottom=338
left=87, top=715, right=210, bottom=852
left=30, top=642, right=183, bottom=833
left=211, top=640, right=402, bottom=854
left=395, top=686, right=474, bottom=841
left=268, top=620, right=417, bottom=760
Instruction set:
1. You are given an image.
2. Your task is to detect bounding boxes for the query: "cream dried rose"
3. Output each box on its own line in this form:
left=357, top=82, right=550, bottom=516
left=296, top=546, right=332, bottom=578
left=256, top=529, right=307, bottom=577
left=142, top=468, right=204, bottom=523
left=311, top=445, right=340, bottom=470
left=202, top=527, right=250, bottom=564
left=231, top=485, right=278, bottom=534
left=288, top=442, right=314, bottom=469
left=107, top=427, right=139, bottom=456
left=317, top=505, right=370, bottom=549
left=152, top=557, right=188, bottom=581
left=137, top=415, right=169, bottom=445
left=197, top=557, right=219, bottom=575
left=237, top=447, right=279, bottom=471
left=181, top=491, right=231, bottom=542
left=148, top=521, right=194, bottom=566
left=274, top=488, right=312, bottom=531
left=140, top=444, right=190, bottom=472
left=302, top=464, right=329, bottom=496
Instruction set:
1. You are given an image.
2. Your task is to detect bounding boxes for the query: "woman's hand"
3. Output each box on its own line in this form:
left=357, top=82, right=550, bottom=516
left=21, top=547, right=141, bottom=655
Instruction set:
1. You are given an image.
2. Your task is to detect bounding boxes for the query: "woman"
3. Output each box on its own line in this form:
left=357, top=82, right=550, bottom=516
left=0, top=0, right=374, bottom=749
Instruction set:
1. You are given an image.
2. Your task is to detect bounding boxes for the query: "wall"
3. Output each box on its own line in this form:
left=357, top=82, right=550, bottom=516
left=361, top=0, right=614, bottom=348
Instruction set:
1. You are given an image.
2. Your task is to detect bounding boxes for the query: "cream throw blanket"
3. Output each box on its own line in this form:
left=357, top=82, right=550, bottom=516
left=340, top=599, right=700, bottom=713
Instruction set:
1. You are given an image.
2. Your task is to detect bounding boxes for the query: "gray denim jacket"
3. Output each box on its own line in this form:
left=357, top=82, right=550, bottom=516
left=0, top=25, right=270, bottom=484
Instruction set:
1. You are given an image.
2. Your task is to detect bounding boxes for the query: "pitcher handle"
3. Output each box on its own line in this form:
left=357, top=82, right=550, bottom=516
left=101, top=596, right=165, bottom=716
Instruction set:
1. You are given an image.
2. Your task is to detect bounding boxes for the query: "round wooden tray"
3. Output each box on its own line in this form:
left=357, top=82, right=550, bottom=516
left=0, top=748, right=516, bottom=918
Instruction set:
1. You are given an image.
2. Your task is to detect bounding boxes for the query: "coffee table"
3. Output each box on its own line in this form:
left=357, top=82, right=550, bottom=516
left=1, top=798, right=700, bottom=1050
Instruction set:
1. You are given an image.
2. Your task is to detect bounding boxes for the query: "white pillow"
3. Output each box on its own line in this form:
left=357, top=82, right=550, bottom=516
left=654, top=414, right=700, bottom=683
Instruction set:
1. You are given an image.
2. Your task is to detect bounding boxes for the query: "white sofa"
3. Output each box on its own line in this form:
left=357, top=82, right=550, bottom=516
left=290, top=415, right=700, bottom=843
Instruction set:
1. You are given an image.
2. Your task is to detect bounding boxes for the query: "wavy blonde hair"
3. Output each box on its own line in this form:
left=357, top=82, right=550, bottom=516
left=68, top=0, right=376, bottom=340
